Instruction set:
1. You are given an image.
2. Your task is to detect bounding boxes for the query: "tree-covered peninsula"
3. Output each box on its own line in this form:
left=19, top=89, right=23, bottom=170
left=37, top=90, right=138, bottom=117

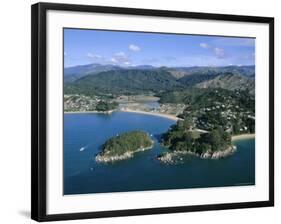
left=158, top=119, right=236, bottom=164
left=95, top=131, right=154, bottom=163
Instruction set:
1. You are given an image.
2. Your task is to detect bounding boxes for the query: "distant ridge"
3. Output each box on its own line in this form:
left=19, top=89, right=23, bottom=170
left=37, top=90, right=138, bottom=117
left=66, top=69, right=183, bottom=95
left=64, top=64, right=122, bottom=82
left=64, top=63, right=255, bottom=81
left=64, top=64, right=255, bottom=96
left=167, top=65, right=255, bottom=79
left=195, top=73, right=255, bottom=94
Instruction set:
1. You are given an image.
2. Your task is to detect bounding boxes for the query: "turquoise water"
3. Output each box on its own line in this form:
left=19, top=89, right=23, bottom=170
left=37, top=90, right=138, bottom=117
left=64, top=112, right=255, bottom=195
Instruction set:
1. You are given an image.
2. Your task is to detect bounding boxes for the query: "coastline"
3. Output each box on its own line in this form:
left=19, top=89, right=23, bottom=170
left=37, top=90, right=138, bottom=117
left=120, top=108, right=181, bottom=121
left=95, top=141, right=154, bottom=163
left=64, top=110, right=254, bottom=139
left=158, top=145, right=237, bottom=164
left=64, top=110, right=115, bottom=114
left=231, top=133, right=255, bottom=141
left=64, top=108, right=181, bottom=121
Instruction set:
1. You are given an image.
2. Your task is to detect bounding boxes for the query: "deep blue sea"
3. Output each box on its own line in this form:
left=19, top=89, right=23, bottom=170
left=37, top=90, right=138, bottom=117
left=64, top=112, right=255, bottom=195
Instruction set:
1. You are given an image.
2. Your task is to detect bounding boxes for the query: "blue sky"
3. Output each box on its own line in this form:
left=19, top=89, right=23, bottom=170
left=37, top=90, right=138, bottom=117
left=64, top=28, right=255, bottom=68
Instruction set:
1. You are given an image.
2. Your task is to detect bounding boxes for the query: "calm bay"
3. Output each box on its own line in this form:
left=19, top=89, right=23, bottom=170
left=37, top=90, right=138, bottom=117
left=64, top=112, right=255, bottom=195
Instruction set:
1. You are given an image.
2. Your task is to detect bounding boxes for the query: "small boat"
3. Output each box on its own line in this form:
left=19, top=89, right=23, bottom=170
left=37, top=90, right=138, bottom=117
left=79, top=147, right=85, bottom=152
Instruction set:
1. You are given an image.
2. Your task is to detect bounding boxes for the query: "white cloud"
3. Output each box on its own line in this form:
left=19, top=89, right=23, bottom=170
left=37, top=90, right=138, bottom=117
left=214, top=47, right=226, bottom=59
left=129, top=44, right=141, bottom=52
left=115, top=52, right=126, bottom=57
left=199, top=43, right=210, bottom=48
left=110, top=58, right=117, bottom=63
left=111, top=52, right=130, bottom=65
left=87, top=53, right=102, bottom=59
left=200, top=42, right=227, bottom=59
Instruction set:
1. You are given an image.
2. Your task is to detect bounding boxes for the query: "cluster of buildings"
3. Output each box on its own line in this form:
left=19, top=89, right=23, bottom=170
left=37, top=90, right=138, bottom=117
left=154, top=103, right=186, bottom=116
left=64, top=94, right=101, bottom=112
left=187, top=94, right=255, bottom=134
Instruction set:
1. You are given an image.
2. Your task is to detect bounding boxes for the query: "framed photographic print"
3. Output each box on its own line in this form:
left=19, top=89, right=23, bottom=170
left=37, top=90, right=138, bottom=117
left=31, top=2, right=274, bottom=222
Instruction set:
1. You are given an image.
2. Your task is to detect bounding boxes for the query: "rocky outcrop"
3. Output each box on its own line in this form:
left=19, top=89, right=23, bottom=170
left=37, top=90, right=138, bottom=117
left=200, top=146, right=237, bottom=159
left=95, top=145, right=153, bottom=163
left=158, top=145, right=237, bottom=164
left=157, top=150, right=196, bottom=165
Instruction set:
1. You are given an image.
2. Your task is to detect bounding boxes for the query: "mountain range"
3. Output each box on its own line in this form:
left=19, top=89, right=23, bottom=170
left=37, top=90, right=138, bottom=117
left=64, top=63, right=255, bottom=96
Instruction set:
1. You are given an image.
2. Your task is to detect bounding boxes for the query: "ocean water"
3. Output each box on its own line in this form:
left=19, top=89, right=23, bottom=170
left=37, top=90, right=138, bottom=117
left=64, top=112, right=255, bottom=195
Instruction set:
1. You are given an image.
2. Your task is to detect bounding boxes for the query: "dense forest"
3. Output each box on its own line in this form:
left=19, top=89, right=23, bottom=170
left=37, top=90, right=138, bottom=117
left=64, top=65, right=255, bottom=96
left=99, top=131, right=153, bottom=157
left=65, top=69, right=184, bottom=96
left=162, top=119, right=232, bottom=155
left=95, top=101, right=118, bottom=111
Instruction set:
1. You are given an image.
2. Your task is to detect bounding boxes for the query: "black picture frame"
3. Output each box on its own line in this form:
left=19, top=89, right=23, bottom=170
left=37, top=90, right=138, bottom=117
left=31, top=2, right=274, bottom=222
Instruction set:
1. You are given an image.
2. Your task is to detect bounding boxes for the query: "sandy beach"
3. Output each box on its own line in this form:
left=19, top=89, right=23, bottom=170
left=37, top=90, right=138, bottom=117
left=231, top=133, right=255, bottom=141
left=64, top=110, right=115, bottom=114
left=64, top=109, right=180, bottom=121
left=120, top=108, right=181, bottom=121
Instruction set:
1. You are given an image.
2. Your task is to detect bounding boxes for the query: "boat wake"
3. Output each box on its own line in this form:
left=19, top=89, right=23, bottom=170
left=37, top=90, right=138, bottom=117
left=79, top=145, right=88, bottom=152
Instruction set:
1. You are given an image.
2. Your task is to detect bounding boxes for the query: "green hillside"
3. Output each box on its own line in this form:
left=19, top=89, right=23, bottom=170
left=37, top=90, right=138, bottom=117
left=195, top=73, right=255, bottom=94
left=65, top=69, right=184, bottom=95
left=64, top=65, right=255, bottom=96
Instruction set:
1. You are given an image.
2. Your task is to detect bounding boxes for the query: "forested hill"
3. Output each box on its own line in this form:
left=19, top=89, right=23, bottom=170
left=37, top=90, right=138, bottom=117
left=64, top=63, right=122, bottom=83
left=65, top=69, right=184, bottom=95
left=195, top=73, right=255, bottom=94
left=64, top=64, right=255, bottom=96
left=166, top=65, right=255, bottom=79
